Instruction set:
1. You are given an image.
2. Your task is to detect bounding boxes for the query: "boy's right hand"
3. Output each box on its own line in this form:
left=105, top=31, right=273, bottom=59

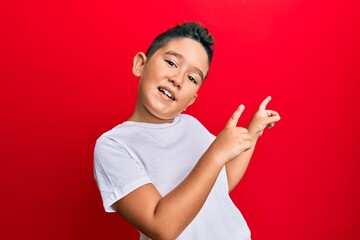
left=209, top=105, right=252, bottom=165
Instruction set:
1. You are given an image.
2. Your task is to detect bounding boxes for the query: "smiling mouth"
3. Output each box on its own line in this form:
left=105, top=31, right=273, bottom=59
left=158, top=87, right=175, bottom=100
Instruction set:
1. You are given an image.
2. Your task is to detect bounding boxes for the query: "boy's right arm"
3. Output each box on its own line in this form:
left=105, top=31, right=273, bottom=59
left=113, top=105, right=250, bottom=240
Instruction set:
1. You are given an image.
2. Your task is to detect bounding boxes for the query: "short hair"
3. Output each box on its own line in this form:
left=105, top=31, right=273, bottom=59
left=145, top=22, right=215, bottom=65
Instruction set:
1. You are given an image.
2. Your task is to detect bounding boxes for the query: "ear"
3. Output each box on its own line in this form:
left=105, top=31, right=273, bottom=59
left=132, top=52, right=147, bottom=77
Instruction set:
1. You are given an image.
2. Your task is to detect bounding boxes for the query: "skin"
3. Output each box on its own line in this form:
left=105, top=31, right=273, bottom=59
left=225, top=97, right=281, bottom=192
left=115, top=38, right=281, bottom=239
left=129, top=38, right=208, bottom=123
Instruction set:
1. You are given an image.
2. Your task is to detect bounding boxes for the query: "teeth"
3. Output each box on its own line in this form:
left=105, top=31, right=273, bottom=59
left=163, top=90, right=173, bottom=98
left=159, top=88, right=174, bottom=100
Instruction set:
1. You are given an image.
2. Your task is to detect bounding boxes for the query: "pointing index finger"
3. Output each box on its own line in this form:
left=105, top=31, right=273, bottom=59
left=259, top=96, right=272, bottom=110
left=226, top=104, right=245, bottom=128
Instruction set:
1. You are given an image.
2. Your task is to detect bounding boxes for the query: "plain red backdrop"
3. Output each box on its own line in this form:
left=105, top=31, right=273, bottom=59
left=1, top=0, right=359, bottom=239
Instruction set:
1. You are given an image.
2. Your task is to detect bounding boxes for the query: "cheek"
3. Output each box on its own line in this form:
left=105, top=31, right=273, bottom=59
left=142, top=61, right=160, bottom=77
left=184, top=88, right=198, bottom=101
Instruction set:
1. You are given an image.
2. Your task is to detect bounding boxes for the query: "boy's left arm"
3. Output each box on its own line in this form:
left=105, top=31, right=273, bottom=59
left=225, top=96, right=281, bottom=192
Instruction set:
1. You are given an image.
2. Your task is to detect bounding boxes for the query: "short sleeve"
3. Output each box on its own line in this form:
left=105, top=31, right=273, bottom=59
left=207, top=131, right=216, bottom=142
left=94, top=137, right=151, bottom=212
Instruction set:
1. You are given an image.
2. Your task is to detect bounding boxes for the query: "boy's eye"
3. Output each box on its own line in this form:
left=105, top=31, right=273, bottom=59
left=188, top=75, right=198, bottom=84
left=165, top=60, right=177, bottom=68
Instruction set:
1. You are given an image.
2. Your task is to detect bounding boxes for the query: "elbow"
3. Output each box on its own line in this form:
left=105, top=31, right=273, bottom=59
left=144, top=224, right=181, bottom=240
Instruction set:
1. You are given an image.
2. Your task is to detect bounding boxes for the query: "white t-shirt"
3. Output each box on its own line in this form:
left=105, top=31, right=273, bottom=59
left=94, top=114, right=251, bottom=240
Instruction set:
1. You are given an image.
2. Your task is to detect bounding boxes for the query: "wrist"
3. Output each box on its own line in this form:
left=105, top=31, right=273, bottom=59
left=205, top=144, right=228, bottom=167
left=248, top=130, right=260, bottom=141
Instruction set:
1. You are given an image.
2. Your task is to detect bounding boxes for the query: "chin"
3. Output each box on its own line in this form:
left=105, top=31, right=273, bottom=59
left=149, top=110, right=179, bottom=122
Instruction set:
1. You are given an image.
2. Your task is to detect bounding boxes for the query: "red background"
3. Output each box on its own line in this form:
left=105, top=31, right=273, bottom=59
left=1, top=0, right=359, bottom=239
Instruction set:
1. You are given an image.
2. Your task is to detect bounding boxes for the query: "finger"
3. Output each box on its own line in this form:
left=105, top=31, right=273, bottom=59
left=243, top=134, right=252, bottom=141
left=238, top=127, right=249, bottom=134
left=226, top=104, right=245, bottom=128
left=266, top=110, right=279, bottom=117
left=263, top=115, right=281, bottom=126
left=259, top=96, right=272, bottom=110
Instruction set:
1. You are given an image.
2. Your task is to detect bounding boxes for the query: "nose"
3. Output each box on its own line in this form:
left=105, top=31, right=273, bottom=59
left=169, top=71, right=185, bottom=90
left=169, top=77, right=182, bottom=90
left=169, top=79, right=180, bottom=90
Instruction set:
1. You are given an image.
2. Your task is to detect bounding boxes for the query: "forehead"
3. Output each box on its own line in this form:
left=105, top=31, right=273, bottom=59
left=157, top=38, right=209, bottom=75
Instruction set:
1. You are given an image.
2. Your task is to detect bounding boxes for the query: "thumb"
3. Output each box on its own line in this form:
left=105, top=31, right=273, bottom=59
left=226, top=105, right=245, bottom=128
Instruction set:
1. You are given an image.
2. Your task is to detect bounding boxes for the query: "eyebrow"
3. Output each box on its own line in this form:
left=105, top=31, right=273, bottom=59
left=164, top=51, right=205, bottom=81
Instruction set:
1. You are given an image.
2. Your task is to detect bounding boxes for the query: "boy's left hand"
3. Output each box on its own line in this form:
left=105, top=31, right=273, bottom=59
left=247, top=96, right=281, bottom=139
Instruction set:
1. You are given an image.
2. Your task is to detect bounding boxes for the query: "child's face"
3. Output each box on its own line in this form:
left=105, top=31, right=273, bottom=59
left=134, top=38, right=209, bottom=123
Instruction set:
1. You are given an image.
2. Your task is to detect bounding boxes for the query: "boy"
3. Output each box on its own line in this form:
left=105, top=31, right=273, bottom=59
left=94, top=22, right=280, bottom=240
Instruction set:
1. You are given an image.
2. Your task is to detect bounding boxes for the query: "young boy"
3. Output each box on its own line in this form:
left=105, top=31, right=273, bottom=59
left=94, top=22, right=280, bottom=240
